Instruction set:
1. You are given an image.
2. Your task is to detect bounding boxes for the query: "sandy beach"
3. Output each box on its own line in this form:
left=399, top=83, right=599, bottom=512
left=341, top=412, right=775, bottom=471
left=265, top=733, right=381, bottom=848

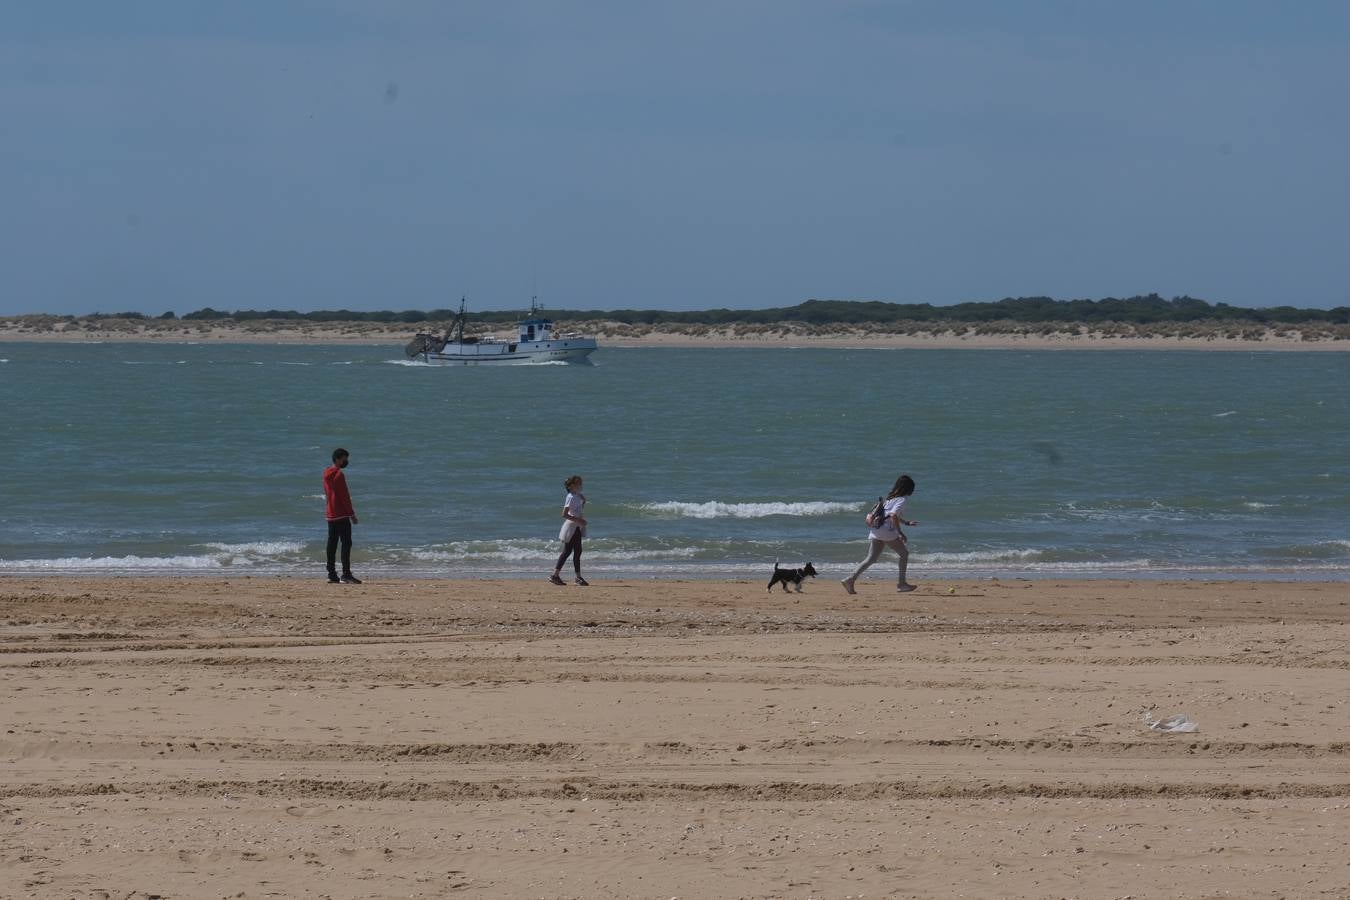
left=4, top=576, right=1349, bottom=898
left=2, top=318, right=1348, bottom=350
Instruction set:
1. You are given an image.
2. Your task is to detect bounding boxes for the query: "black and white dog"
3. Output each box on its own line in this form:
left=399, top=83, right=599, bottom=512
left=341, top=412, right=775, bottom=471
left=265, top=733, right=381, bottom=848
left=767, top=559, right=818, bottom=592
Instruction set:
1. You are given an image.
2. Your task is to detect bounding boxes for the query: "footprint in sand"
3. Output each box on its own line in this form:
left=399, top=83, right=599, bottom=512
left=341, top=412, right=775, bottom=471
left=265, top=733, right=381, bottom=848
left=285, top=803, right=330, bottom=817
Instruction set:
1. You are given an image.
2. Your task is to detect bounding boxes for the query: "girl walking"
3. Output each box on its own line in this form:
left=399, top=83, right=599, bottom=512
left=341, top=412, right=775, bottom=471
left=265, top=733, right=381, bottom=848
left=549, top=475, right=589, bottom=586
left=842, top=474, right=919, bottom=594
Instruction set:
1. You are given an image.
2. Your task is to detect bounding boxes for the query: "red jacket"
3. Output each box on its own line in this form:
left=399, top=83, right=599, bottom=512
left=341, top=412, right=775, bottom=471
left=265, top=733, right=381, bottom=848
left=323, top=466, right=355, bottom=521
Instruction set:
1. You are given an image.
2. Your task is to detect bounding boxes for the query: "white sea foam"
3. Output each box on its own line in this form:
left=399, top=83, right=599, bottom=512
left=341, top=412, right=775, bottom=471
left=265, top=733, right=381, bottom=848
left=407, top=540, right=702, bottom=562
left=1056, top=501, right=1200, bottom=523
left=896, top=547, right=1161, bottom=573
left=1242, top=502, right=1277, bottom=509
left=0, top=541, right=311, bottom=573
left=639, top=500, right=858, bottom=519
left=199, top=541, right=307, bottom=556
left=1213, top=410, right=1238, bottom=417
left=963, top=558, right=1154, bottom=572
left=409, top=543, right=552, bottom=562
left=919, top=548, right=1047, bottom=564
left=0, top=554, right=225, bottom=571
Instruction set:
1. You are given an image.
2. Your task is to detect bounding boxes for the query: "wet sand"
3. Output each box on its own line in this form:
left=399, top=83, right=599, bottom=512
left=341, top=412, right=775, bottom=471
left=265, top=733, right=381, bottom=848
left=3, top=576, right=1350, bottom=898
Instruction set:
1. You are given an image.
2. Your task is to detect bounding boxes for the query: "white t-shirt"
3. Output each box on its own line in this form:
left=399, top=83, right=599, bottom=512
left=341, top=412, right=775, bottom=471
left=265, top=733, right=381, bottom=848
left=868, top=495, right=907, bottom=541
left=559, top=491, right=586, bottom=541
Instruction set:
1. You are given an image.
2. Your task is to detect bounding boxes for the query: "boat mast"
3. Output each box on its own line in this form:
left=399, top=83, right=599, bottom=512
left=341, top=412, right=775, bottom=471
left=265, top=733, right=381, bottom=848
left=448, top=296, right=467, bottom=344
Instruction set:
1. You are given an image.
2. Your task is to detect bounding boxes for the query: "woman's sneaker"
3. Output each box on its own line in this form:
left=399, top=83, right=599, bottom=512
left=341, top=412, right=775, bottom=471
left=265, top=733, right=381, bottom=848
left=575, top=576, right=589, bottom=586
left=548, top=574, right=566, bottom=586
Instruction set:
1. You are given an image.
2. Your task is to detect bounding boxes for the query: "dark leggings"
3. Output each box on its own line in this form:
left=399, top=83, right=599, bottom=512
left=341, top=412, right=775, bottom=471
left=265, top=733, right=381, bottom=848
left=555, top=530, right=583, bottom=574
left=326, top=518, right=353, bottom=575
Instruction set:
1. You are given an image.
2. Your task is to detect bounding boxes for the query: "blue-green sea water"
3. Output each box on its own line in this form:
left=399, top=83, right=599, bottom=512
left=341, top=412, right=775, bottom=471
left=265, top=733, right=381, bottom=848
left=2, top=342, right=1347, bottom=580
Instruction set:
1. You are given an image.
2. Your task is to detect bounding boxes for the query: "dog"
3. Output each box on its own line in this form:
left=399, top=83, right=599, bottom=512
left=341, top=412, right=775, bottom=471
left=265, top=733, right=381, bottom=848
left=767, top=559, right=818, bottom=592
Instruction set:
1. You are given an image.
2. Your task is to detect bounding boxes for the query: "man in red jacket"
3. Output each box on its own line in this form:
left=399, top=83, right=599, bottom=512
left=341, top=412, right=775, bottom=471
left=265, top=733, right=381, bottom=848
left=323, top=448, right=361, bottom=584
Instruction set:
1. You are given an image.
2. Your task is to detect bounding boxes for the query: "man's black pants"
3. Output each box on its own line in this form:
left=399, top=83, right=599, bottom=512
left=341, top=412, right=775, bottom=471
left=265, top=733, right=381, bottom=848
left=326, top=518, right=353, bottom=576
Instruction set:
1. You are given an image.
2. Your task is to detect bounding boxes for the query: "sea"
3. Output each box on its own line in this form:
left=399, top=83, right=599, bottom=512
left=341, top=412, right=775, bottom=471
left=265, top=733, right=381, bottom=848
left=2, top=341, right=1347, bottom=582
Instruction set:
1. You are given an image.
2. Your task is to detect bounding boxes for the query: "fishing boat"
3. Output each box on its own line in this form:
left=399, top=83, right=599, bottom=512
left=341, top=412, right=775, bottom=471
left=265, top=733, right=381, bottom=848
left=404, top=298, right=598, bottom=366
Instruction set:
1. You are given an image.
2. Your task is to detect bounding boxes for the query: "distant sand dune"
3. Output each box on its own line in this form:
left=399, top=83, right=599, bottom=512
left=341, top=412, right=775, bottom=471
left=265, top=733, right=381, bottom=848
left=2, top=314, right=1348, bottom=349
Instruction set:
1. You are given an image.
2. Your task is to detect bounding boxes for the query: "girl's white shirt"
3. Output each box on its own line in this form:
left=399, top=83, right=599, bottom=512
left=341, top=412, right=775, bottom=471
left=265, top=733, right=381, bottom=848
left=867, top=495, right=907, bottom=541
left=559, top=491, right=587, bottom=541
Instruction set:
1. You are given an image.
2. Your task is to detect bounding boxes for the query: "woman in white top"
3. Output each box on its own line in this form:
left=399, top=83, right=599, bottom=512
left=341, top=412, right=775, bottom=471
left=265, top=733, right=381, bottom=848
left=842, top=474, right=919, bottom=594
left=549, top=475, right=589, bottom=586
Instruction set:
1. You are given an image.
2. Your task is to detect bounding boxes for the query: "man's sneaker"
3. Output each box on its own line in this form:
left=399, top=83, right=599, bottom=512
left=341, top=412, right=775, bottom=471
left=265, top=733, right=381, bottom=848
left=575, top=576, right=589, bottom=586
left=840, top=578, right=856, bottom=595
left=897, top=583, right=917, bottom=593
left=327, top=573, right=341, bottom=584
left=341, top=574, right=362, bottom=584
left=548, top=574, right=566, bottom=586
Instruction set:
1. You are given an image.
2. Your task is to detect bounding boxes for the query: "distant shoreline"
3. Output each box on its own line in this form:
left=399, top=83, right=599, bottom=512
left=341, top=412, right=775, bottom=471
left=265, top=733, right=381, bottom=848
left=2, top=319, right=1348, bottom=351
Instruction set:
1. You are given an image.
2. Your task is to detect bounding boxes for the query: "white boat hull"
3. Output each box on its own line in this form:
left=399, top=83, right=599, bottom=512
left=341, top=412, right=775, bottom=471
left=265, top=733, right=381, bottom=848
left=419, top=338, right=597, bottom=366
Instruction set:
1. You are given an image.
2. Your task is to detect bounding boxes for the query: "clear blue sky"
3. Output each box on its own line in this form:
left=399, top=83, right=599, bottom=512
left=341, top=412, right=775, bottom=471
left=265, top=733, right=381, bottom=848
left=3, top=1, right=1347, bottom=316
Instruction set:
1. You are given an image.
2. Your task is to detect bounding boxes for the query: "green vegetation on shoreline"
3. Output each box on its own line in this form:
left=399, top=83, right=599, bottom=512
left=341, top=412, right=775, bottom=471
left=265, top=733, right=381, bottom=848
left=12, top=293, right=1349, bottom=326
left=182, top=294, right=1350, bottom=325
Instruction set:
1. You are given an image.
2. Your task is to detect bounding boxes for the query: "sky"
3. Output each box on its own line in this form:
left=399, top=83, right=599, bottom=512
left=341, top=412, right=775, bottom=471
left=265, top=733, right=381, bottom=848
left=3, top=1, right=1348, bottom=316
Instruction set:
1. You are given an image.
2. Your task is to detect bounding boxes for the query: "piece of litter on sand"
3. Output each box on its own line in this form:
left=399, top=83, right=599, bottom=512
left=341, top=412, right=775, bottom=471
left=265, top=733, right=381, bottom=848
left=1143, top=712, right=1199, bottom=733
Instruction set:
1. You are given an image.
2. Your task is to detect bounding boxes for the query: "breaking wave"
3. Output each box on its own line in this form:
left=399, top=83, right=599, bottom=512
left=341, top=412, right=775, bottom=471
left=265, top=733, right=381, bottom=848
left=0, top=541, right=310, bottom=574
left=638, top=500, right=858, bottom=519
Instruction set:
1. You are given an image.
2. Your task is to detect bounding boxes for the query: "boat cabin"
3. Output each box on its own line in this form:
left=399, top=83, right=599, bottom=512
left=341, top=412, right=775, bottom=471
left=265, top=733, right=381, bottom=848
left=518, top=317, right=555, bottom=343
